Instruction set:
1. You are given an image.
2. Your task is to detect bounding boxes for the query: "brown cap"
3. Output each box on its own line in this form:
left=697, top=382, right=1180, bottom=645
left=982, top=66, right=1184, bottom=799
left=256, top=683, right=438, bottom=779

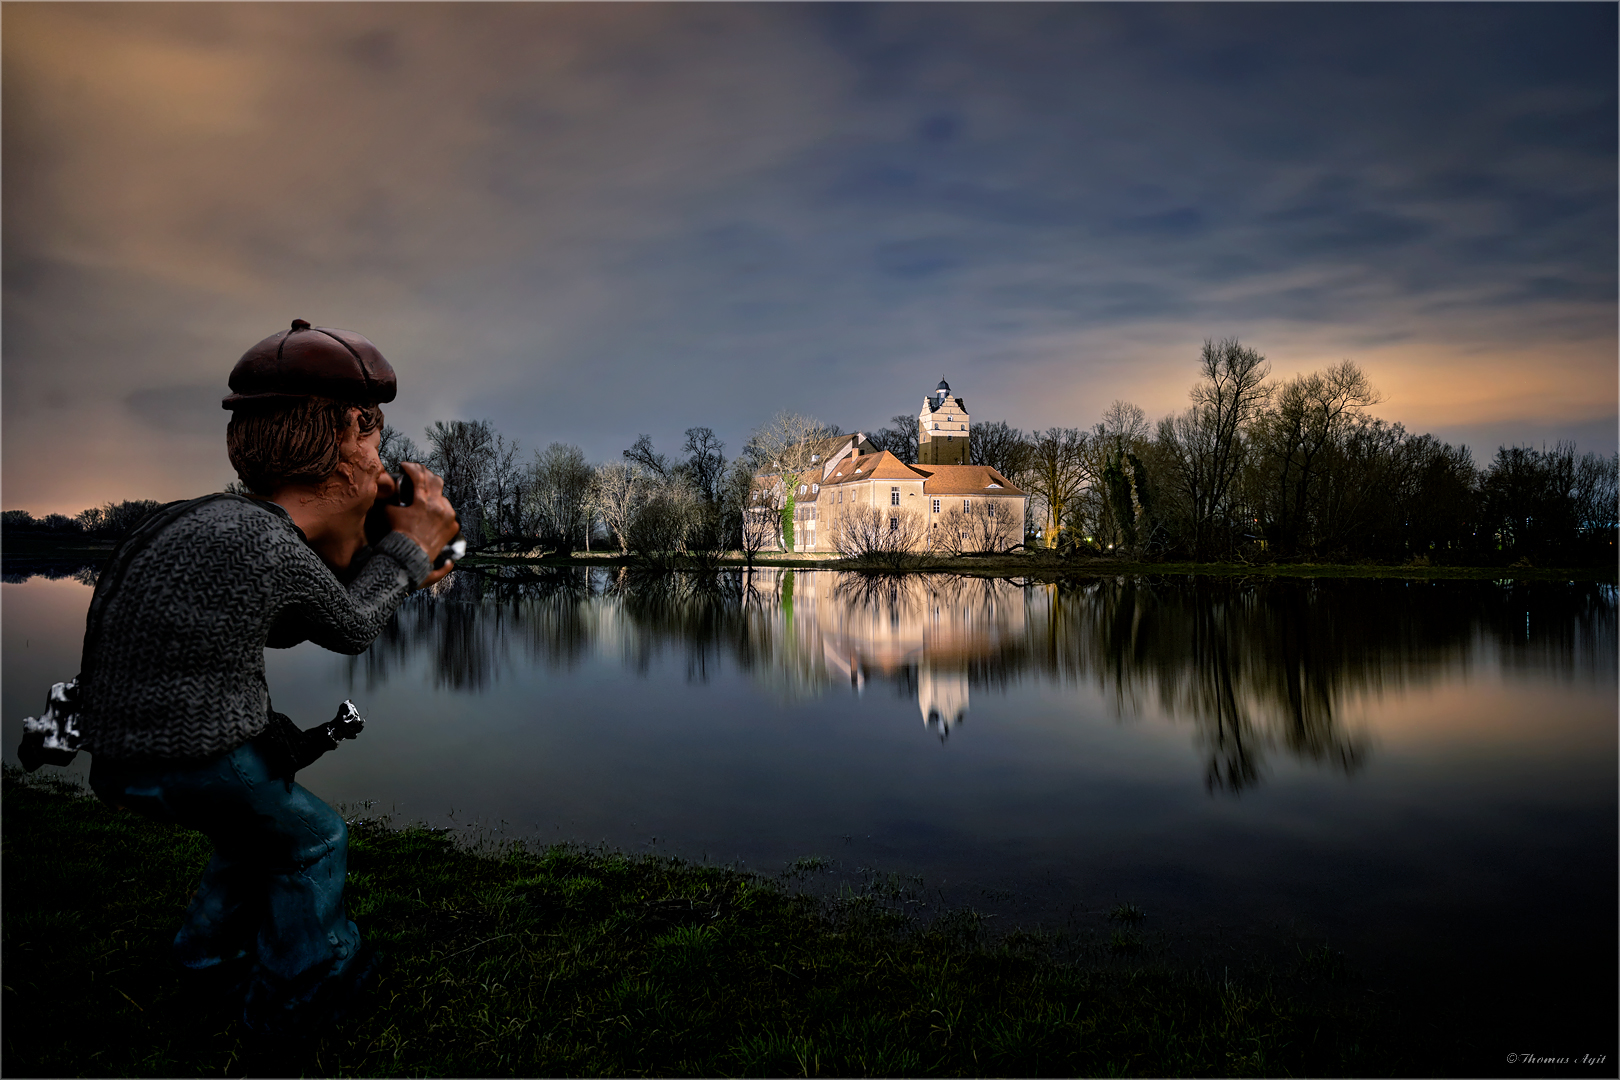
left=222, top=319, right=397, bottom=410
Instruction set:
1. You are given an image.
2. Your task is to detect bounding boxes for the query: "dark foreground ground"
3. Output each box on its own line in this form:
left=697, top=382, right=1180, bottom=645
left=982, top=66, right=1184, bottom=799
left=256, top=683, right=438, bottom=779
left=10, top=767, right=1613, bottom=1079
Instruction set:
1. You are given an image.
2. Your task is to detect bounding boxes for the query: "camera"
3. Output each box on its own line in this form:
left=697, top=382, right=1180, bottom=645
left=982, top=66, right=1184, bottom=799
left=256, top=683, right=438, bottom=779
left=365, top=469, right=466, bottom=569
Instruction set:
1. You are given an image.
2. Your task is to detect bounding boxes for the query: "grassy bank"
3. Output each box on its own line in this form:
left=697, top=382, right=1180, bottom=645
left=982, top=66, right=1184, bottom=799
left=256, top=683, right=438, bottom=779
left=3, top=766, right=1425, bottom=1078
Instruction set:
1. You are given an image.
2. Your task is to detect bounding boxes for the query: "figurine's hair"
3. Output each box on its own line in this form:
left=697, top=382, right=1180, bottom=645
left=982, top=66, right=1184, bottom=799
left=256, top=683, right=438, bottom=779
left=227, top=397, right=384, bottom=496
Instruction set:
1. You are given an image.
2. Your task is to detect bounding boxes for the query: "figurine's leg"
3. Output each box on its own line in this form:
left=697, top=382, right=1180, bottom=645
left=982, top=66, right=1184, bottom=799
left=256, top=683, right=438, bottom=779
left=172, top=852, right=260, bottom=970
left=248, top=778, right=362, bottom=988
left=90, top=754, right=263, bottom=973
left=205, top=747, right=367, bottom=1032
left=92, top=741, right=369, bottom=1031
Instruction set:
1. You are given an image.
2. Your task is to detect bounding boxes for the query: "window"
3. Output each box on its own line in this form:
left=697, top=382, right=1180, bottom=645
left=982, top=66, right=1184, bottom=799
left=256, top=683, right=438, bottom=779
left=889, top=516, right=899, bottom=532
left=963, top=499, right=971, bottom=512
left=932, top=499, right=941, bottom=513
left=890, top=487, right=900, bottom=506
left=812, top=484, right=819, bottom=493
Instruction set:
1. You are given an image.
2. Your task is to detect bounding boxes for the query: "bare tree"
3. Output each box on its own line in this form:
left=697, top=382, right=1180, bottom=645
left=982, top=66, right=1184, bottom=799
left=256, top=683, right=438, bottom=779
left=526, top=442, right=594, bottom=553
left=1156, top=338, right=1272, bottom=559
left=1097, top=400, right=1150, bottom=448
left=425, top=419, right=497, bottom=543
left=75, top=500, right=163, bottom=540
left=829, top=504, right=928, bottom=568
left=745, top=412, right=838, bottom=550
left=1023, top=427, right=1092, bottom=547
left=681, top=427, right=727, bottom=503
left=590, top=461, right=649, bottom=555
left=929, top=500, right=1018, bottom=555
left=379, top=424, right=425, bottom=474
left=965, top=500, right=1020, bottom=553
left=1250, top=360, right=1381, bottom=556
left=1086, top=401, right=1152, bottom=554
left=628, top=474, right=704, bottom=563
left=677, top=427, right=727, bottom=554
left=482, top=433, right=525, bottom=547
left=622, top=434, right=670, bottom=478
left=933, top=505, right=970, bottom=555
left=970, top=420, right=1031, bottom=483
left=719, top=458, right=773, bottom=567
left=868, top=413, right=920, bottom=464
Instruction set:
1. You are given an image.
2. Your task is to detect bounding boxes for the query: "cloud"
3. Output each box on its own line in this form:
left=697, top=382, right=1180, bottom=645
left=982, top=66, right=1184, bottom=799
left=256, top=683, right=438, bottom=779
left=3, top=3, right=1614, bottom=515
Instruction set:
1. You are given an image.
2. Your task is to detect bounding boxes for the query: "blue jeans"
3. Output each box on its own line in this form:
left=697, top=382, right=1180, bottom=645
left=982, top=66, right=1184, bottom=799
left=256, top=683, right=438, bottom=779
left=90, top=739, right=363, bottom=1022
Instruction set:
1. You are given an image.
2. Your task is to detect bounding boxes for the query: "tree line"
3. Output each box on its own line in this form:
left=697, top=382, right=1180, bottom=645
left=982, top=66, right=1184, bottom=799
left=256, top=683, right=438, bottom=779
left=952, top=339, right=1617, bottom=566
left=4, top=337, right=1615, bottom=567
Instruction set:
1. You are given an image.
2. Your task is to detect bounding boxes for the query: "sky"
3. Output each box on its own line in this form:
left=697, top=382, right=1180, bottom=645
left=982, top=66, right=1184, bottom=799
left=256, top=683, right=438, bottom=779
left=4, top=2, right=1615, bottom=515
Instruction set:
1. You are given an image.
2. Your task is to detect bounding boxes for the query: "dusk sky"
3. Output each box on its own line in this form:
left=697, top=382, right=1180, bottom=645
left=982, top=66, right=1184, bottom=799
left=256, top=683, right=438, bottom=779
left=4, top=2, right=1615, bottom=516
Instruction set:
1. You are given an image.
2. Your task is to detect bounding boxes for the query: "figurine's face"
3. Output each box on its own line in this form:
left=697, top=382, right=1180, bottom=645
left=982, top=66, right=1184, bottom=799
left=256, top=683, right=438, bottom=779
left=330, top=418, right=394, bottom=512
left=315, top=413, right=396, bottom=557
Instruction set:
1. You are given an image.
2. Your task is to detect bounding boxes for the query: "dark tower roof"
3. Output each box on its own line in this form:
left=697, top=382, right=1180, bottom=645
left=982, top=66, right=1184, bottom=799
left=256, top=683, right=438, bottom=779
left=935, top=378, right=951, bottom=393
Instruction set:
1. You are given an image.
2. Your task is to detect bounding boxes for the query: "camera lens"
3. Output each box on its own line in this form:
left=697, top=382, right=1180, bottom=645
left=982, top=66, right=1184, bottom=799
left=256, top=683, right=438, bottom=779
left=389, top=470, right=415, bottom=507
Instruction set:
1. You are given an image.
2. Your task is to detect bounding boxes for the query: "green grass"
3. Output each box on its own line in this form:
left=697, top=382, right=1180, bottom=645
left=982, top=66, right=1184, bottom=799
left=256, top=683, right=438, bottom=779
left=4, top=766, right=1431, bottom=1076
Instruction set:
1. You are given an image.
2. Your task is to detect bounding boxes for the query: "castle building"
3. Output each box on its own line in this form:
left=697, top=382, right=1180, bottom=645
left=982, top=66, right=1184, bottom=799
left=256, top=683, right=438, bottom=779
left=917, top=378, right=968, bottom=466
left=755, top=378, right=1027, bottom=554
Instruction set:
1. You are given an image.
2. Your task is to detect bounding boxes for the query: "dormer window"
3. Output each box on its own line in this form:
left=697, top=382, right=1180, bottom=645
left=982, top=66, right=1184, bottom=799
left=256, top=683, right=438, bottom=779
left=987, top=482, right=1001, bottom=489
left=811, top=454, right=820, bottom=463
left=812, top=483, right=819, bottom=493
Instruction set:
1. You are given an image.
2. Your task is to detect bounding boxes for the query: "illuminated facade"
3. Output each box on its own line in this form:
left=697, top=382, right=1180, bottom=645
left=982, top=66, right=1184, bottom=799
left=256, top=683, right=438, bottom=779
left=763, top=379, right=1028, bottom=553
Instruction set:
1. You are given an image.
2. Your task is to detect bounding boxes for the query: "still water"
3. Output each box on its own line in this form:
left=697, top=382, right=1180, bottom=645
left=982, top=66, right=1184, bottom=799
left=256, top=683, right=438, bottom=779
left=4, top=565, right=1615, bottom=1032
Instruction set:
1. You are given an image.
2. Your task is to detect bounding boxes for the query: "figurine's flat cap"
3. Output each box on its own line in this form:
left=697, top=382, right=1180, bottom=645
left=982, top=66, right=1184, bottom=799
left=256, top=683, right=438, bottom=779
left=222, top=319, right=397, bottom=409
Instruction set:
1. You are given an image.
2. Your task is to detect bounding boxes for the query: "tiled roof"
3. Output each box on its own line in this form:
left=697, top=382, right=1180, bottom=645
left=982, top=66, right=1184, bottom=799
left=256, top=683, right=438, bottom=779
left=911, top=464, right=1027, bottom=497
left=803, top=432, right=872, bottom=461
left=825, top=450, right=926, bottom=484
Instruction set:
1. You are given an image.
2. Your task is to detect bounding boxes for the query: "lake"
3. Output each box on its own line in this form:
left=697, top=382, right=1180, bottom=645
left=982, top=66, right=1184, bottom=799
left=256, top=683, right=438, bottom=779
left=4, top=564, right=1615, bottom=1059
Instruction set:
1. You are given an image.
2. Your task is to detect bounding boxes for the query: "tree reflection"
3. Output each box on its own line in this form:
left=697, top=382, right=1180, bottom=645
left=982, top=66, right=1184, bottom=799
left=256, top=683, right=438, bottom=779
left=348, top=564, right=597, bottom=691
left=339, top=566, right=1615, bottom=794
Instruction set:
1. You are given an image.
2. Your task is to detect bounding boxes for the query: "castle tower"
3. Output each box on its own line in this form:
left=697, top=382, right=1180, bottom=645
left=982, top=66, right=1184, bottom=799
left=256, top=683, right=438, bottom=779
left=917, top=378, right=968, bottom=466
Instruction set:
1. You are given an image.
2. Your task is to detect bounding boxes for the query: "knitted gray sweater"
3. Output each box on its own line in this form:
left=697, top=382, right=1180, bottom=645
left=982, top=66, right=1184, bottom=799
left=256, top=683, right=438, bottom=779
left=78, top=494, right=432, bottom=761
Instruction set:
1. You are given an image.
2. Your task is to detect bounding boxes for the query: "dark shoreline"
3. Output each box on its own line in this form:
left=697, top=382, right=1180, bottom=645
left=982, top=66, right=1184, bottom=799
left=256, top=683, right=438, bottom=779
left=0, top=765, right=1494, bottom=1077
left=6, top=531, right=1613, bottom=583
left=464, top=550, right=1620, bottom=584
left=8, top=767, right=1615, bottom=1078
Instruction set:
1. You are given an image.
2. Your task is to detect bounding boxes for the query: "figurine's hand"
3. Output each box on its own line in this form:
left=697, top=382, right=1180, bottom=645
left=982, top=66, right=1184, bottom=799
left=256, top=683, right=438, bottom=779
left=331, top=700, right=366, bottom=741
left=385, top=462, right=460, bottom=573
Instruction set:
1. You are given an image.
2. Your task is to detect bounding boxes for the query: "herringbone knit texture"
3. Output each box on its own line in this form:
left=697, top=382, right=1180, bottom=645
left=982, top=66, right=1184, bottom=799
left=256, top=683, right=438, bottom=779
left=78, top=496, right=432, bottom=761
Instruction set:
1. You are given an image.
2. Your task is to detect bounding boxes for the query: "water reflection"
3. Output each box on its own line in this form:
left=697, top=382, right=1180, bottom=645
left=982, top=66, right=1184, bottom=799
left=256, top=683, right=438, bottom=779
left=344, top=566, right=1615, bottom=795
left=1, top=559, right=101, bottom=586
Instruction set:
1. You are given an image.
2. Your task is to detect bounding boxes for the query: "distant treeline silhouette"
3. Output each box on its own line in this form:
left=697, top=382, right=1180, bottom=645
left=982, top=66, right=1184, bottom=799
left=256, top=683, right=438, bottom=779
left=3, top=500, right=165, bottom=542
left=5, top=338, right=1617, bottom=566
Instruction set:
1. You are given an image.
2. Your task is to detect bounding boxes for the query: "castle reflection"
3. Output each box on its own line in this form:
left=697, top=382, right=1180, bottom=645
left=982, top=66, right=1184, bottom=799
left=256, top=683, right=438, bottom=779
left=350, top=566, right=1615, bottom=793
